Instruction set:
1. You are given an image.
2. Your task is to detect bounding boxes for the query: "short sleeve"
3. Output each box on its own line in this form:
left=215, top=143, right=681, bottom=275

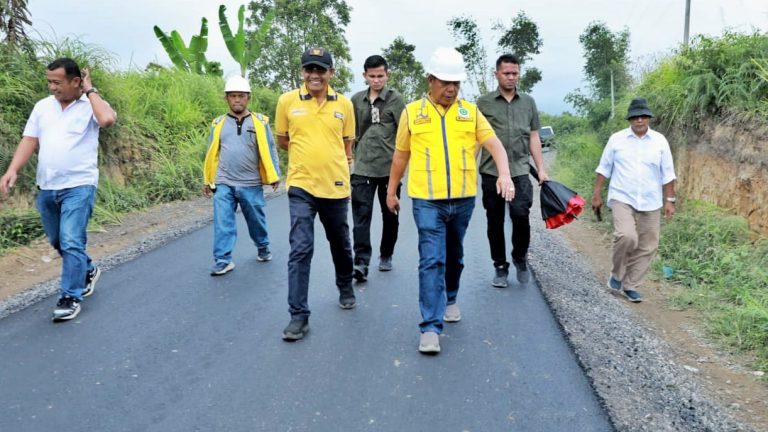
left=529, top=97, right=541, bottom=131
left=395, top=110, right=411, bottom=152
left=595, top=138, right=615, bottom=178
left=343, top=99, right=355, bottom=139
left=475, top=110, right=496, bottom=143
left=274, top=95, right=288, bottom=136
left=22, top=104, right=41, bottom=138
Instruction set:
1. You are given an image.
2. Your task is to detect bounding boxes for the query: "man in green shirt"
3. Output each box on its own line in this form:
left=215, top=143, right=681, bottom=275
left=477, top=54, right=549, bottom=288
left=350, top=55, right=406, bottom=281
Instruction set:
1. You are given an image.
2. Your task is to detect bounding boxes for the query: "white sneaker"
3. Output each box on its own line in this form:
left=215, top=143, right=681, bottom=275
left=418, top=331, right=440, bottom=353
left=444, top=303, right=461, bottom=322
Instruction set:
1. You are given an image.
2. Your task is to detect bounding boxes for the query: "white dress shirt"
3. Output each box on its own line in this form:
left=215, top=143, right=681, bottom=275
left=596, top=127, right=676, bottom=211
left=23, top=94, right=102, bottom=190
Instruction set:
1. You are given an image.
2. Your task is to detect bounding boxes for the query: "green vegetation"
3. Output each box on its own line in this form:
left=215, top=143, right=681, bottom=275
left=0, top=37, right=281, bottom=253
left=656, top=202, right=768, bottom=371
left=638, top=32, right=768, bottom=133
left=553, top=30, right=768, bottom=373
left=153, top=18, right=222, bottom=76
left=218, top=5, right=274, bottom=78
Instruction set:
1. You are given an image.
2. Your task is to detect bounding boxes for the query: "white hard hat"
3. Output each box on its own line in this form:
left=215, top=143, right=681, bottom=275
left=426, top=47, right=467, bottom=82
left=224, top=75, right=251, bottom=93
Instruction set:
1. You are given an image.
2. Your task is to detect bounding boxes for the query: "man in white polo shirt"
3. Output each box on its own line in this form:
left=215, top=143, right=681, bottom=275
left=591, top=97, right=676, bottom=303
left=0, top=58, right=116, bottom=321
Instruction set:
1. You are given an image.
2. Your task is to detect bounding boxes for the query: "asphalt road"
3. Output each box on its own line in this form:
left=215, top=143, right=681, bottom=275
left=0, top=191, right=613, bottom=432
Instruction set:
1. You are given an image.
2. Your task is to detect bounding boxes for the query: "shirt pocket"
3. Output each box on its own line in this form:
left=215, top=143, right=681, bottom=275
left=65, top=115, right=92, bottom=136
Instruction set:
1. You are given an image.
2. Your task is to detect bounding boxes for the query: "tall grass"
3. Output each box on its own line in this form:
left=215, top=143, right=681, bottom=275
left=638, top=32, right=768, bottom=134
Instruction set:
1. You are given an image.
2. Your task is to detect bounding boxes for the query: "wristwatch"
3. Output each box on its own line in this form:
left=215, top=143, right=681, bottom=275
left=85, top=88, right=99, bottom=97
left=665, top=196, right=677, bottom=203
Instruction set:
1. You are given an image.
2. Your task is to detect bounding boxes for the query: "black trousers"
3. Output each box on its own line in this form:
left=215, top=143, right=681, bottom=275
left=350, top=174, right=401, bottom=266
left=481, top=174, right=534, bottom=269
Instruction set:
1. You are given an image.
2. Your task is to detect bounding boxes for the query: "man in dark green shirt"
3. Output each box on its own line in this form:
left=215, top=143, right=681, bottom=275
left=350, top=55, right=406, bottom=281
left=477, top=54, right=549, bottom=288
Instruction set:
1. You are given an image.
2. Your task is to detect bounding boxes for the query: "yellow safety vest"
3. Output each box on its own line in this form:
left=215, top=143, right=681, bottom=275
left=203, top=113, right=281, bottom=188
left=405, top=98, right=479, bottom=200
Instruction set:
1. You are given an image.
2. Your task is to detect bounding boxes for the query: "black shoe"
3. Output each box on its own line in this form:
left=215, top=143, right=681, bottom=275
left=52, top=297, right=81, bottom=322
left=338, top=286, right=357, bottom=309
left=83, top=266, right=101, bottom=297
left=492, top=267, right=508, bottom=288
left=282, top=318, right=309, bottom=341
left=513, top=259, right=530, bottom=284
left=378, top=256, right=393, bottom=272
left=353, top=264, right=368, bottom=282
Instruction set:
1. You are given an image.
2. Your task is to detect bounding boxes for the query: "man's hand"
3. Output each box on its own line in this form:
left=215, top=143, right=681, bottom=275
left=590, top=194, right=602, bottom=212
left=664, top=202, right=675, bottom=219
left=81, top=68, right=93, bottom=92
left=537, top=169, right=550, bottom=184
left=0, top=171, right=17, bottom=195
left=495, top=176, right=515, bottom=201
left=386, top=194, right=400, bottom=215
left=203, top=184, right=213, bottom=198
left=270, top=181, right=279, bottom=192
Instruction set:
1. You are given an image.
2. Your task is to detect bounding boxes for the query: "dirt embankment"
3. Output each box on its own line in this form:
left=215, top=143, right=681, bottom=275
left=675, top=119, right=768, bottom=235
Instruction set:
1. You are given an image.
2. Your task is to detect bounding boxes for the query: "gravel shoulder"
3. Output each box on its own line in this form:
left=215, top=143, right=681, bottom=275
left=1, top=181, right=765, bottom=431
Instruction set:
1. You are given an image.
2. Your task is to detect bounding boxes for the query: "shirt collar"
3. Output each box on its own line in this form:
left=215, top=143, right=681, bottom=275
left=625, top=127, right=653, bottom=140
left=364, top=86, right=391, bottom=102
left=492, top=87, right=519, bottom=101
left=299, top=83, right=338, bottom=101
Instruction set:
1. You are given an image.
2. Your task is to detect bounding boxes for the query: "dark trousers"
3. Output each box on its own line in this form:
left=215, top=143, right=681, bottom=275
left=287, top=187, right=353, bottom=319
left=481, top=174, right=534, bottom=269
left=350, top=174, right=401, bottom=266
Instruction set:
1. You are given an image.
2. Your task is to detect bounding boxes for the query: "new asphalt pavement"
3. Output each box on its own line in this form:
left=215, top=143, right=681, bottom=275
left=0, top=192, right=613, bottom=432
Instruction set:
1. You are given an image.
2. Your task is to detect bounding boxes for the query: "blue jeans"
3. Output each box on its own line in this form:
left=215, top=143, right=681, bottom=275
left=287, top=187, right=353, bottom=319
left=412, top=197, right=475, bottom=334
left=213, top=184, right=270, bottom=264
left=37, top=185, right=96, bottom=301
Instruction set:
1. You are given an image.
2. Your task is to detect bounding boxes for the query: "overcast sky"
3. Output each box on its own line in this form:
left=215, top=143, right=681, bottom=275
left=28, top=0, right=768, bottom=114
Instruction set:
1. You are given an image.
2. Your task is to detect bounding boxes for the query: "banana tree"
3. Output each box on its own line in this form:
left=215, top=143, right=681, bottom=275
left=219, top=4, right=274, bottom=77
left=154, top=17, right=221, bottom=76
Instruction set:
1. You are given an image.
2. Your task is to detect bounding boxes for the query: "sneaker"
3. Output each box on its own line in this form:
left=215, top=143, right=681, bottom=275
left=622, top=289, right=642, bottom=303
left=418, top=331, right=440, bottom=354
left=52, top=297, right=81, bottom=321
left=257, top=248, right=272, bottom=262
left=210, top=261, right=235, bottom=276
left=282, top=318, right=309, bottom=341
left=513, top=259, right=530, bottom=284
left=607, top=275, right=622, bottom=291
left=338, top=286, right=356, bottom=309
left=378, top=256, right=393, bottom=272
left=492, top=266, right=508, bottom=288
left=444, top=303, right=461, bottom=322
left=83, top=266, right=101, bottom=297
left=353, top=264, right=368, bottom=282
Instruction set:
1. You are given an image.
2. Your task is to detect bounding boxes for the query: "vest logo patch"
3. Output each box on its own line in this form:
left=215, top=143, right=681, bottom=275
left=456, top=107, right=472, bottom=122
left=334, top=111, right=344, bottom=119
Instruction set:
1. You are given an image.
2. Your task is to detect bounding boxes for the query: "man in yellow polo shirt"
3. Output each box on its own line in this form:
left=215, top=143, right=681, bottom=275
left=387, top=47, right=515, bottom=354
left=275, top=47, right=356, bottom=341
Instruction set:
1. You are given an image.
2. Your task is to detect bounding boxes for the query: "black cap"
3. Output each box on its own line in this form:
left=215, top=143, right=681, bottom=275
left=625, top=97, right=654, bottom=120
left=301, top=47, right=333, bottom=69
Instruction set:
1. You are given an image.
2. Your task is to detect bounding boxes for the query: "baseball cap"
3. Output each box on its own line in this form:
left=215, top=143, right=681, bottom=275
left=301, top=47, right=333, bottom=69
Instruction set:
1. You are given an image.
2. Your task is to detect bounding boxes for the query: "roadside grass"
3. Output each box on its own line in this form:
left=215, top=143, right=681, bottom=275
left=552, top=127, right=768, bottom=374
left=655, top=201, right=768, bottom=372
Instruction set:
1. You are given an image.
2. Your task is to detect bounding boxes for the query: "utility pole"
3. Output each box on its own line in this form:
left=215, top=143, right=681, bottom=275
left=610, top=69, right=615, bottom=119
left=683, top=0, right=691, bottom=46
